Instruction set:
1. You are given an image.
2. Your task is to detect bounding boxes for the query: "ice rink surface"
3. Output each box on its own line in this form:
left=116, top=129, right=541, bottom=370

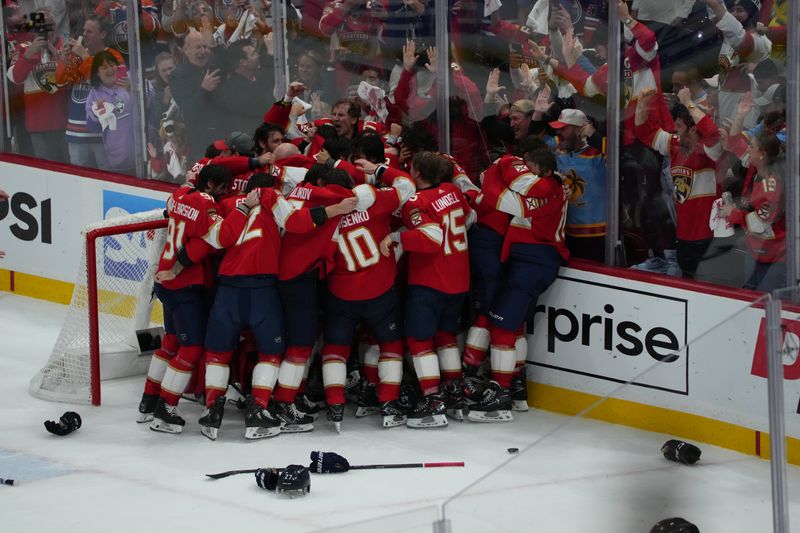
left=2, top=291, right=799, bottom=533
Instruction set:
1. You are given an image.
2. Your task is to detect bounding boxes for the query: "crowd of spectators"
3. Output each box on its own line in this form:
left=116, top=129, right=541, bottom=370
left=1, top=0, right=791, bottom=291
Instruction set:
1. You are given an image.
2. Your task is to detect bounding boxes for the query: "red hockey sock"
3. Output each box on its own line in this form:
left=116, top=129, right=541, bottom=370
left=322, top=344, right=350, bottom=405
left=377, top=339, right=404, bottom=402
left=252, top=353, right=281, bottom=408
left=204, top=350, right=232, bottom=407
left=274, top=345, right=312, bottom=403
left=143, top=333, right=178, bottom=395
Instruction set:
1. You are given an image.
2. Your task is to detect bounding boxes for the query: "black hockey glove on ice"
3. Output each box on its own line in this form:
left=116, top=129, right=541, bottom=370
left=255, top=468, right=280, bottom=491
left=44, top=412, right=82, bottom=436
left=309, top=451, right=350, bottom=473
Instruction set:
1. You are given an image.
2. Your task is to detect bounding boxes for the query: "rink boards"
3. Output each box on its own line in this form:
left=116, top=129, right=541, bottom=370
left=1, top=157, right=798, bottom=464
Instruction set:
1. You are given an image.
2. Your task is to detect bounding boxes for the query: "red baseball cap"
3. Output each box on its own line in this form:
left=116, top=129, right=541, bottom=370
left=213, top=139, right=229, bottom=151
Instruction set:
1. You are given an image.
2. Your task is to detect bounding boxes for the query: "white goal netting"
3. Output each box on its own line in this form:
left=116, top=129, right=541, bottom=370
left=29, top=209, right=168, bottom=405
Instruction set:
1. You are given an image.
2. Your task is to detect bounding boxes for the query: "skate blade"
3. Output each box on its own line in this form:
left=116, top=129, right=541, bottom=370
left=406, top=414, right=448, bottom=429
left=245, top=426, right=281, bottom=439
left=446, top=408, right=465, bottom=421
left=512, top=400, right=529, bottom=412
left=137, top=413, right=154, bottom=423
left=200, top=426, right=218, bottom=441
left=149, top=419, right=183, bottom=434
left=467, top=410, right=514, bottom=423
left=279, top=423, right=314, bottom=434
left=382, top=415, right=406, bottom=428
left=355, top=406, right=379, bottom=418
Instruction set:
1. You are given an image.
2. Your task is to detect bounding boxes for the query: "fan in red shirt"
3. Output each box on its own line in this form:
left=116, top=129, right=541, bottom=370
left=318, top=161, right=415, bottom=431
left=380, top=152, right=473, bottom=429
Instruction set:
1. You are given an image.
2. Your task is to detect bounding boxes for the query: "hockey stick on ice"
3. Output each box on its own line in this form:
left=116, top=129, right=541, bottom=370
left=206, top=461, right=465, bottom=480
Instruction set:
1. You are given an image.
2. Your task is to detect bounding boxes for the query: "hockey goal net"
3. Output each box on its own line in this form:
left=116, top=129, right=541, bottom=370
left=29, top=209, right=169, bottom=405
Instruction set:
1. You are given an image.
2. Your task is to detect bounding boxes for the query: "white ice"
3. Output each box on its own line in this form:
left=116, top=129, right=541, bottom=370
left=1, top=292, right=799, bottom=533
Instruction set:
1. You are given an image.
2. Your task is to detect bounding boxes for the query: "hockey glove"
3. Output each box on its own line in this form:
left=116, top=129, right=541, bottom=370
left=44, top=411, right=82, bottom=436
left=309, top=451, right=350, bottom=474
left=661, top=439, right=701, bottom=465
left=255, top=468, right=280, bottom=491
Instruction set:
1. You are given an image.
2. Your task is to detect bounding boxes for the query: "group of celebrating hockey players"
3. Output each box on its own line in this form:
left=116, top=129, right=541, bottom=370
left=136, top=78, right=570, bottom=440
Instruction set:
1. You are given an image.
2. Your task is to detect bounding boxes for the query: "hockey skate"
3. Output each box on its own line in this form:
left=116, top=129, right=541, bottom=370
left=149, top=399, right=185, bottom=434
left=379, top=399, right=407, bottom=428
left=465, top=380, right=514, bottom=423
left=137, top=392, right=159, bottom=423
left=294, top=393, right=321, bottom=420
left=273, top=401, right=314, bottom=433
left=327, top=403, right=344, bottom=433
left=442, top=379, right=465, bottom=421
left=244, top=397, right=281, bottom=440
left=355, top=382, right=380, bottom=418
left=510, top=366, right=529, bottom=412
left=198, top=396, right=226, bottom=441
left=406, top=393, right=448, bottom=429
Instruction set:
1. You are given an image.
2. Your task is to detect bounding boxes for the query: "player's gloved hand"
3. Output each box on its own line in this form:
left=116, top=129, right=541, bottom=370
left=309, top=451, right=350, bottom=473
left=44, top=411, right=82, bottom=436
left=255, top=468, right=280, bottom=490
left=661, top=439, right=701, bottom=465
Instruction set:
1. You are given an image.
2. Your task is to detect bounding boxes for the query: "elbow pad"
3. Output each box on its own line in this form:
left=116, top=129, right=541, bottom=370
left=176, top=247, right=194, bottom=267
left=310, top=205, right=328, bottom=227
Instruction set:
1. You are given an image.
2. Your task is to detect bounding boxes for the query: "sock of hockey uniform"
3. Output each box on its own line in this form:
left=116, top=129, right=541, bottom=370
left=143, top=333, right=178, bottom=396
left=273, top=345, right=313, bottom=403
left=488, top=325, right=517, bottom=389
left=434, top=332, right=462, bottom=383
left=159, top=345, right=204, bottom=405
left=376, top=340, right=404, bottom=402
left=204, top=351, right=232, bottom=407
left=407, top=338, right=440, bottom=396
left=251, top=353, right=282, bottom=408
left=298, top=351, right=315, bottom=394
left=321, top=344, right=350, bottom=405
left=361, top=344, right=380, bottom=385
left=514, top=325, right=527, bottom=376
left=464, top=315, right=491, bottom=372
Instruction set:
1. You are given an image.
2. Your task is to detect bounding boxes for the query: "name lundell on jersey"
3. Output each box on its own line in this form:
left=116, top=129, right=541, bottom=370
left=431, top=192, right=460, bottom=213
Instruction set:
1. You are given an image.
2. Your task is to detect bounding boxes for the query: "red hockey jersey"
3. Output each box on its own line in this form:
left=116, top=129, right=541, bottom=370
left=729, top=168, right=785, bottom=264
left=157, top=188, right=247, bottom=290
left=217, top=188, right=320, bottom=277
left=400, top=183, right=471, bottom=294
left=329, top=187, right=401, bottom=301
left=279, top=183, right=354, bottom=280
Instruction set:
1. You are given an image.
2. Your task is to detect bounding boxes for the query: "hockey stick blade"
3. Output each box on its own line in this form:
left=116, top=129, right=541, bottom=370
left=206, top=468, right=259, bottom=480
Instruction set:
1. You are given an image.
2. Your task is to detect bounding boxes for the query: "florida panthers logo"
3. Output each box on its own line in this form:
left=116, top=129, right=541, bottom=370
left=32, top=61, right=66, bottom=94
left=672, top=166, right=694, bottom=204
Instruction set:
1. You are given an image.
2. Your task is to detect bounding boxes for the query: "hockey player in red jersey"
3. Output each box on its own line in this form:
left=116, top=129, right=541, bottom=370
left=197, top=174, right=357, bottom=440
left=271, top=166, right=357, bottom=432
left=319, top=162, right=415, bottom=431
left=468, top=150, right=569, bottom=423
left=144, top=165, right=253, bottom=433
left=380, top=152, right=473, bottom=428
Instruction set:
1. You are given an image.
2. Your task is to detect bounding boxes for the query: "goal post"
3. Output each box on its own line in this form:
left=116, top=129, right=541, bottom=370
left=29, top=209, right=169, bottom=406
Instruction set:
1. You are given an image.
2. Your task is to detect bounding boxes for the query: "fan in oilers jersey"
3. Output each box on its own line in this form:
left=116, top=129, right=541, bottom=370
left=379, top=152, right=474, bottom=429
left=318, top=161, right=415, bottom=431
left=139, top=165, right=254, bottom=432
